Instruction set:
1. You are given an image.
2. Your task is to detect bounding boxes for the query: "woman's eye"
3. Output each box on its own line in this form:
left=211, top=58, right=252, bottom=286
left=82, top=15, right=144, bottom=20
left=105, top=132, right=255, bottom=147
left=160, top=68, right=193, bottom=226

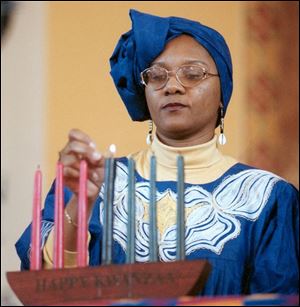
left=185, top=73, right=202, bottom=80
left=150, top=73, right=165, bottom=81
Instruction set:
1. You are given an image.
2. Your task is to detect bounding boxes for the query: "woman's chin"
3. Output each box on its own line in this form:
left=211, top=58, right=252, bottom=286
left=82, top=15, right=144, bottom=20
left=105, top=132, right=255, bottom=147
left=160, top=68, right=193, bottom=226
left=158, top=124, right=193, bottom=139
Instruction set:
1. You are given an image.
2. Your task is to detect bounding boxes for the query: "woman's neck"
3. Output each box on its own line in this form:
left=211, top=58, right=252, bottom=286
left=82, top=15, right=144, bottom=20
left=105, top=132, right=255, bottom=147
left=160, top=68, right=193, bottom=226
left=151, top=133, right=221, bottom=170
left=156, top=129, right=215, bottom=147
left=131, top=133, right=238, bottom=184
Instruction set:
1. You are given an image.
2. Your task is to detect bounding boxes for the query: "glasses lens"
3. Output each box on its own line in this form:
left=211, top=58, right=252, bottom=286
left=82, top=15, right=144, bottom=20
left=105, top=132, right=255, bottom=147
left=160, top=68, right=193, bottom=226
left=142, top=67, right=167, bottom=89
left=177, top=66, right=205, bottom=87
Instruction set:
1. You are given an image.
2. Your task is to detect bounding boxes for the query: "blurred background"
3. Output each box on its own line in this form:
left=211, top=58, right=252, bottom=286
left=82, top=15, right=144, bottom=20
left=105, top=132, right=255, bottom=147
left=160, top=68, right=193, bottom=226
left=1, top=1, right=298, bottom=305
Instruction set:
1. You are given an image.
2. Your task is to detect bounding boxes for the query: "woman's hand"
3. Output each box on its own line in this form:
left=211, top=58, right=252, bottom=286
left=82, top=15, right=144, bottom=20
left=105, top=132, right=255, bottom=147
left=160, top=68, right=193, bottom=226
left=58, top=129, right=105, bottom=205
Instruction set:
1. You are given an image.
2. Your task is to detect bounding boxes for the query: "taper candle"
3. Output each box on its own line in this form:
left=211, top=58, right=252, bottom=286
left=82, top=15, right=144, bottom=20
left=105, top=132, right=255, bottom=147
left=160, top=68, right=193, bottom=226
left=176, top=155, right=185, bottom=261
left=30, top=165, right=42, bottom=270
left=149, top=155, right=158, bottom=262
left=102, top=145, right=116, bottom=265
left=126, top=158, right=136, bottom=264
left=101, top=158, right=109, bottom=265
left=53, top=162, right=64, bottom=268
left=77, top=160, right=88, bottom=267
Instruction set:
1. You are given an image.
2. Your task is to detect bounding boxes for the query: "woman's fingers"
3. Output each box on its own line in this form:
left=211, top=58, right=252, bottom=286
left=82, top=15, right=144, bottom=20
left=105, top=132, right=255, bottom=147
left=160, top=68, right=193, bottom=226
left=63, top=166, right=80, bottom=179
left=59, top=153, right=78, bottom=167
left=61, top=141, right=102, bottom=165
left=57, top=129, right=107, bottom=200
left=64, top=177, right=100, bottom=199
left=68, top=129, right=96, bottom=148
left=64, top=166, right=103, bottom=198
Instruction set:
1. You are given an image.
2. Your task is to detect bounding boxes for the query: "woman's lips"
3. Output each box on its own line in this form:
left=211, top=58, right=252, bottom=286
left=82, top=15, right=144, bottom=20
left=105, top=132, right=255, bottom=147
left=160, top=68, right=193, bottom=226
left=162, top=102, right=187, bottom=111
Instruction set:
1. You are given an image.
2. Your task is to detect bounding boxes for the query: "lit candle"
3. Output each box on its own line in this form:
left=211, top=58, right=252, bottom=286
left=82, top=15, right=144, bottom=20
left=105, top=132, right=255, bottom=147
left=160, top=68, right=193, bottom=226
left=101, top=158, right=109, bottom=265
left=53, top=162, right=64, bottom=268
left=176, top=155, right=185, bottom=261
left=102, top=145, right=116, bottom=265
left=149, top=155, right=158, bottom=262
left=77, top=160, right=88, bottom=267
left=126, top=158, right=136, bottom=264
left=30, top=165, right=42, bottom=270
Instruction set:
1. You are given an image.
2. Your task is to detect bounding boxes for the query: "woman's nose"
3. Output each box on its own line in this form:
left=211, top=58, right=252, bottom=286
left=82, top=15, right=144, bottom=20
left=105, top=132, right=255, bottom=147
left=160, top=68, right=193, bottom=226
left=163, top=74, right=185, bottom=95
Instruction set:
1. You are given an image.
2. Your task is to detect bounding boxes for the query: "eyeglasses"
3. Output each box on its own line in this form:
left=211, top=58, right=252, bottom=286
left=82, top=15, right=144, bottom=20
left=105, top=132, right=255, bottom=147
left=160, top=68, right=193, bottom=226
left=140, top=65, right=219, bottom=90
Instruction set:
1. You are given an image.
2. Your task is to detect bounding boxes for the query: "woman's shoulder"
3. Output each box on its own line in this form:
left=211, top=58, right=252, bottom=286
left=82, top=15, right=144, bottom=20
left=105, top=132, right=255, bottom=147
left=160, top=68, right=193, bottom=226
left=224, top=161, right=299, bottom=194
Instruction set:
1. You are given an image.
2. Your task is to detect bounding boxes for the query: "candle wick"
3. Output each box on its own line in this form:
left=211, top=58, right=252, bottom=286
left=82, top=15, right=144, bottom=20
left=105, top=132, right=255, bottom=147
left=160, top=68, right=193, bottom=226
left=37, top=164, right=40, bottom=170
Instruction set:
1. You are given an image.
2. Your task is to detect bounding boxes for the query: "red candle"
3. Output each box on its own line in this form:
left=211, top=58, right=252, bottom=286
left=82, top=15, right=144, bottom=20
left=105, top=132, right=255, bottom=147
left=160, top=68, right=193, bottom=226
left=53, top=162, right=64, bottom=268
left=30, top=166, right=42, bottom=270
left=77, top=160, right=88, bottom=267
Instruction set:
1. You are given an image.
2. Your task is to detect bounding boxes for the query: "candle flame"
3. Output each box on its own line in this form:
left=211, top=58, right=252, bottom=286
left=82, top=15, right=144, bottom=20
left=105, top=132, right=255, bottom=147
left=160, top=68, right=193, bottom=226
left=109, top=144, right=116, bottom=156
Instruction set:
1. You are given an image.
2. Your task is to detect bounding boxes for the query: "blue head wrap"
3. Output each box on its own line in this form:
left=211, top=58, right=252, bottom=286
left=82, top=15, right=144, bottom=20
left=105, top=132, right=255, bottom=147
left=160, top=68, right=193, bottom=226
left=110, top=9, right=233, bottom=121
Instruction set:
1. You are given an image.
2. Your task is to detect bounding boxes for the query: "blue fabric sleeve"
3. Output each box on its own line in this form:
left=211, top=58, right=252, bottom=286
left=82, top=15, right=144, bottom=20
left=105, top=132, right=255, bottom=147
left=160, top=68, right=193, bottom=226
left=249, top=181, right=299, bottom=294
left=87, top=196, right=102, bottom=266
left=15, top=181, right=73, bottom=270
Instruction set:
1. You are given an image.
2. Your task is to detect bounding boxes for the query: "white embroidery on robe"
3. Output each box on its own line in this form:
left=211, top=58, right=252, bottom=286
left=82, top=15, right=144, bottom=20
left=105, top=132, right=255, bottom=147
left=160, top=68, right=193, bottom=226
left=99, top=162, right=281, bottom=262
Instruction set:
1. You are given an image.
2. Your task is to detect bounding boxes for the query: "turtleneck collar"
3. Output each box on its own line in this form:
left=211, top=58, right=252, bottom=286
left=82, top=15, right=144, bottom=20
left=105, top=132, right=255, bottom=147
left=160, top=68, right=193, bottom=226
left=149, top=134, right=223, bottom=170
left=131, top=133, right=238, bottom=184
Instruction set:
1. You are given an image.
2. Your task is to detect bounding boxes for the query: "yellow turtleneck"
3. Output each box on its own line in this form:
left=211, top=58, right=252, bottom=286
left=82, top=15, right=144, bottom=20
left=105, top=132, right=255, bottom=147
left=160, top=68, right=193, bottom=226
left=131, top=134, right=238, bottom=184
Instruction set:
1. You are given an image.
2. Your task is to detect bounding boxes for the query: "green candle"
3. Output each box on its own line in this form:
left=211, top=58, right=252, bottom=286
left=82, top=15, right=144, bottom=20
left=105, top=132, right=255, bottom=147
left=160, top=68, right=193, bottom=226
left=149, top=155, right=158, bottom=262
left=176, top=155, right=185, bottom=261
left=102, top=151, right=116, bottom=265
left=126, top=158, right=136, bottom=264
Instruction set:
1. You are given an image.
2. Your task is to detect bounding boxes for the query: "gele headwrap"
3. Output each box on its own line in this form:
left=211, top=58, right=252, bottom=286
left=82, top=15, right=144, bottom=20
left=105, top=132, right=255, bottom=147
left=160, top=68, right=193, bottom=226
left=110, top=9, right=233, bottom=121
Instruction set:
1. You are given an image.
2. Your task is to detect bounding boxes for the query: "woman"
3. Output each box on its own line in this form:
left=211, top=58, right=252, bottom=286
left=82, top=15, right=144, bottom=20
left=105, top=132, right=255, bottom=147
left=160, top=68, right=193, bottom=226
left=16, top=9, right=299, bottom=295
